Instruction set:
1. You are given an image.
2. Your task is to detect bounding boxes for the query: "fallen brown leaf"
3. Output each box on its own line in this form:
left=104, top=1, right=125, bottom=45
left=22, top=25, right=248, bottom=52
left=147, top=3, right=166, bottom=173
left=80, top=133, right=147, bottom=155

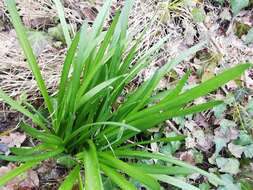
left=0, top=132, right=26, bottom=148
left=0, top=163, right=39, bottom=190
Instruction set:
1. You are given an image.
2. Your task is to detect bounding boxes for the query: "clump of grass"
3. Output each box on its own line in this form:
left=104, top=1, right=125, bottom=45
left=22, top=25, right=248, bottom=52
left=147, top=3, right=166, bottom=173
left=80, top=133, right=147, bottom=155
left=0, top=0, right=251, bottom=189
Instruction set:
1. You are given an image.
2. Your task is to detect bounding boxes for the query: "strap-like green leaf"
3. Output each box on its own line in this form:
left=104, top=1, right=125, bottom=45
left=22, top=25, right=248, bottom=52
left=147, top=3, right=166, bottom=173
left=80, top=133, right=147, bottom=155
left=136, top=63, right=251, bottom=119
left=99, top=153, right=160, bottom=190
left=68, top=29, right=105, bottom=114
left=77, top=11, right=120, bottom=97
left=0, top=161, right=39, bottom=187
left=113, top=150, right=225, bottom=187
left=128, top=101, right=222, bottom=128
left=100, top=163, right=137, bottom=190
left=57, top=32, right=80, bottom=130
left=5, top=0, right=53, bottom=116
left=0, top=89, right=46, bottom=130
left=160, top=70, right=190, bottom=104
left=66, top=121, right=140, bottom=144
left=99, top=101, right=221, bottom=147
left=58, top=165, right=80, bottom=190
left=112, top=0, right=134, bottom=45
left=10, top=144, right=56, bottom=156
left=119, top=135, right=185, bottom=149
left=92, top=0, right=112, bottom=37
left=0, top=147, right=64, bottom=162
left=153, top=174, right=200, bottom=190
left=131, top=164, right=193, bottom=175
left=127, top=42, right=206, bottom=114
left=76, top=76, right=124, bottom=110
left=162, top=63, right=251, bottom=109
left=53, top=0, right=71, bottom=47
left=21, top=123, right=63, bottom=146
left=83, top=140, right=104, bottom=190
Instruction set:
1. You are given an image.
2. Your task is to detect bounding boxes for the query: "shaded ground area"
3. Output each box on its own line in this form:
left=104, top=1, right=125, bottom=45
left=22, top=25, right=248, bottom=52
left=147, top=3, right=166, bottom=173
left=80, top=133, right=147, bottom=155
left=0, top=0, right=253, bottom=189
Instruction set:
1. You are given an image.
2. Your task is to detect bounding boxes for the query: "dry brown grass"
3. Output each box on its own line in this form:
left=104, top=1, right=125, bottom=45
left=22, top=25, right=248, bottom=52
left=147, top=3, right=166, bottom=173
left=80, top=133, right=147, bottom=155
left=0, top=0, right=252, bottom=100
left=0, top=0, right=176, bottom=98
left=0, top=31, right=64, bottom=98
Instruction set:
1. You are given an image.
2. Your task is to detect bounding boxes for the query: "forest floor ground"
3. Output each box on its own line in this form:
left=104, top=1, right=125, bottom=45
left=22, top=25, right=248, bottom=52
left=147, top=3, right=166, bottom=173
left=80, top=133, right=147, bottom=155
left=0, top=0, right=253, bottom=189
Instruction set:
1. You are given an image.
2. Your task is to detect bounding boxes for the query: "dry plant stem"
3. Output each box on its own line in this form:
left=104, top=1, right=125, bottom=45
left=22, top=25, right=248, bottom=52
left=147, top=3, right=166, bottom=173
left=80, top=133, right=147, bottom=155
left=200, top=22, right=225, bottom=56
left=166, top=120, right=182, bottom=135
left=126, top=140, right=153, bottom=151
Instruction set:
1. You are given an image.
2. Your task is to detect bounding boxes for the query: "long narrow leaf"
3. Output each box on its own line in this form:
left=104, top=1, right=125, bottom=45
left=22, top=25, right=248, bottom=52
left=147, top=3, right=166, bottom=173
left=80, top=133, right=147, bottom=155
left=6, top=0, right=53, bottom=115
left=21, top=123, right=63, bottom=145
left=77, top=11, right=120, bottom=96
left=53, top=0, right=71, bottom=47
left=133, top=64, right=251, bottom=119
left=160, top=70, right=190, bottom=104
left=153, top=174, right=200, bottom=190
left=58, top=165, right=80, bottom=190
left=100, top=163, right=137, bottom=190
left=98, top=101, right=222, bottom=146
left=83, top=140, right=103, bottom=190
left=127, top=42, right=206, bottom=114
left=99, top=153, right=160, bottom=190
left=119, top=135, right=185, bottom=149
left=132, top=164, right=193, bottom=175
left=0, top=148, right=64, bottom=162
left=66, top=121, right=139, bottom=144
left=10, top=144, right=56, bottom=156
left=92, top=0, right=112, bottom=37
left=111, top=0, right=134, bottom=45
left=0, top=89, right=46, bottom=130
left=128, top=101, right=222, bottom=127
left=162, top=63, right=251, bottom=109
left=57, top=32, right=80, bottom=111
left=0, top=161, right=39, bottom=186
left=76, top=76, right=124, bottom=110
left=113, top=150, right=225, bottom=187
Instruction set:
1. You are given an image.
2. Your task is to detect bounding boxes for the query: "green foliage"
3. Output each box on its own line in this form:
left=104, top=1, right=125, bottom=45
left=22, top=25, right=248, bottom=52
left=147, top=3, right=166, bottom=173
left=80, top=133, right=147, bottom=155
left=216, top=157, right=240, bottom=175
left=231, top=0, right=249, bottom=15
left=234, top=22, right=251, bottom=39
left=191, top=7, right=206, bottom=23
left=52, top=0, right=71, bottom=46
left=245, top=27, right=253, bottom=44
left=0, top=0, right=251, bottom=189
left=48, top=23, right=67, bottom=43
left=214, top=0, right=249, bottom=15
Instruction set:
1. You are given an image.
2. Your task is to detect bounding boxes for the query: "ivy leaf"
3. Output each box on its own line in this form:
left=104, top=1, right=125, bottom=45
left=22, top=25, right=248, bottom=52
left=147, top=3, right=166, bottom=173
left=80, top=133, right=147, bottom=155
left=231, top=0, right=249, bottom=15
left=228, top=143, right=244, bottom=158
left=213, top=104, right=226, bottom=119
left=217, top=174, right=241, bottom=190
left=160, top=133, right=182, bottom=154
left=243, top=144, right=253, bottom=158
left=216, top=0, right=225, bottom=5
left=246, top=98, right=253, bottom=115
left=214, top=137, right=227, bottom=155
left=220, top=119, right=237, bottom=128
left=234, top=131, right=252, bottom=146
left=191, top=8, right=206, bottom=23
left=245, top=27, right=253, bottom=44
left=216, top=157, right=240, bottom=175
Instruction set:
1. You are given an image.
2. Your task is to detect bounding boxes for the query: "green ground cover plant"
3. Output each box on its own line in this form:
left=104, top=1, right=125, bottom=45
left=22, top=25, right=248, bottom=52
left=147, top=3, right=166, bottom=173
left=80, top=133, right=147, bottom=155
left=0, top=0, right=251, bottom=189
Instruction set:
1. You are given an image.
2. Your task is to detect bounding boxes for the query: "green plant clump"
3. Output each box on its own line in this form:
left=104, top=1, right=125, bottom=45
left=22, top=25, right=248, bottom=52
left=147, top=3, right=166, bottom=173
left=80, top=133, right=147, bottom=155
left=0, top=0, right=251, bottom=189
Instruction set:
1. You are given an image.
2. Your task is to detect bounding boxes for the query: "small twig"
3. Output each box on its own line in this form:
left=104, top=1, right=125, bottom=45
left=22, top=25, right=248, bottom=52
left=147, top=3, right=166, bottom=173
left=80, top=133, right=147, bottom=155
left=126, top=139, right=153, bottom=151
left=166, top=120, right=182, bottom=135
